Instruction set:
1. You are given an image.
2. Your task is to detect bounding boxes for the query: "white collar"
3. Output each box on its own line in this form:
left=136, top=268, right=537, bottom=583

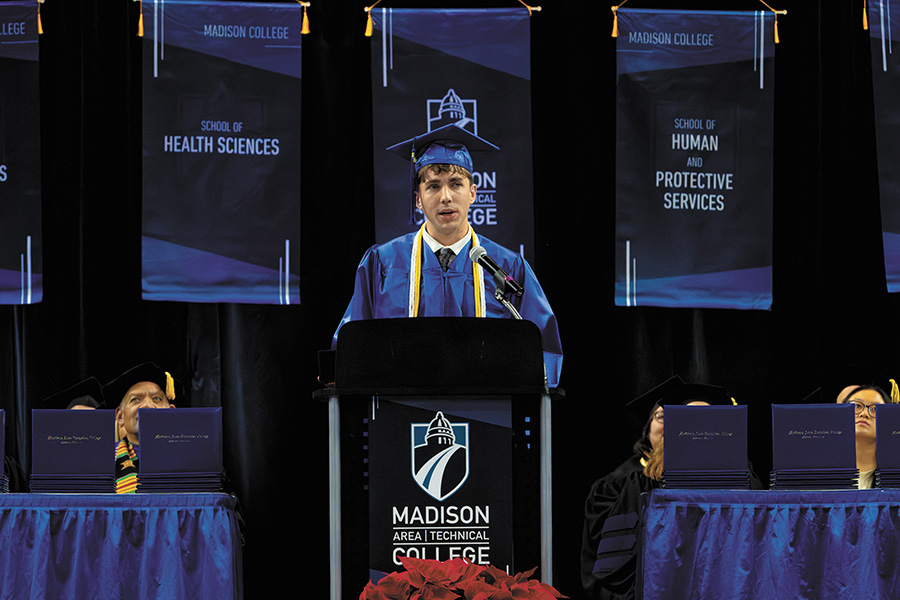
left=421, top=227, right=472, bottom=258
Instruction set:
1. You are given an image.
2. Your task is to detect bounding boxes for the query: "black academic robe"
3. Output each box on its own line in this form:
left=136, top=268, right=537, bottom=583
left=581, top=454, right=658, bottom=600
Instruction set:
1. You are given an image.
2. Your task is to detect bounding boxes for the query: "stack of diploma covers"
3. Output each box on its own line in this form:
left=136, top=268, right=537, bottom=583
left=0, top=410, right=7, bottom=493
left=30, top=409, right=116, bottom=493
left=876, top=404, right=900, bottom=488
left=137, top=408, right=223, bottom=493
left=662, top=405, right=751, bottom=489
left=770, top=404, right=858, bottom=490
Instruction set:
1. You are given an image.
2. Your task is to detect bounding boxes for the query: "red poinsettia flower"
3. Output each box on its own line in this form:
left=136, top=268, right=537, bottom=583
left=400, top=556, right=482, bottom=587
left=359, top=558, right=567, bottom=600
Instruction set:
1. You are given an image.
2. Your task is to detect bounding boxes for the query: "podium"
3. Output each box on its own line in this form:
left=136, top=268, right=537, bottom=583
left=315, top=318, right=559, bottom=600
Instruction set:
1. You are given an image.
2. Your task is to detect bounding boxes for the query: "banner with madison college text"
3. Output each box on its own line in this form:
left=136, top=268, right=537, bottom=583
left=370, top=8, right=534, bottom=263
left=869, top=1, right=900, bottom=292
left=0, top=3, right=40, bottom=304
left=615, top=9, right=774, bottom=309
left=142, top=0, right=302, bottom=304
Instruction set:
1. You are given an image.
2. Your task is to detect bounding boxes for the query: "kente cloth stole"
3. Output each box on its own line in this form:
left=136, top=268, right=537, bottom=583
left=115, top=438, right=139, bottom=494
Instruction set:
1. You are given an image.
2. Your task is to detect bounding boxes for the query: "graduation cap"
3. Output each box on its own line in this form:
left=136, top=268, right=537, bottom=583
left=102, top=362, right=180, bottom=407
left=42, top=377, right=105, bottom=410
left=626, top=375, right=735, bottom=418
left=386, top=123, right=500, bottom=223
left=821, top=363, right=899, bottom=404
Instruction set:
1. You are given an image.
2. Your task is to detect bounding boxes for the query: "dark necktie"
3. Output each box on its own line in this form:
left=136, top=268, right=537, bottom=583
left=437, top=247, right=456, bottom=272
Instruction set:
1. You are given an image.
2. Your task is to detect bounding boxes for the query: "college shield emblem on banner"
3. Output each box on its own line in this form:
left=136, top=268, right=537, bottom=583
left=411, top=412, right=470, bottom=501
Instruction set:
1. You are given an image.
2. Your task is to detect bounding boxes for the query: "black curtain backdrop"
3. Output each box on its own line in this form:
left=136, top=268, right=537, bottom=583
left=0, top=0, right=893, bottom=597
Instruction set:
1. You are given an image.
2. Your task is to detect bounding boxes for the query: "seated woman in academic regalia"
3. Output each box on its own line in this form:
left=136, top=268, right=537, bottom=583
left=836, top=382, right=894, bottom=489
left=580, top=376, right=738, bottom=600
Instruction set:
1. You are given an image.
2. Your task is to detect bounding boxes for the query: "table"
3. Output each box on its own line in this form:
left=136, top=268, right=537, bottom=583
left=641, top=489, right=900, bottom=600
left=0, top=493, right=242, bottom=599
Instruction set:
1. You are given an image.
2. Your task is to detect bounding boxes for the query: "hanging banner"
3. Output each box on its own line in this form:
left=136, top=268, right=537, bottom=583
left=615, top=9, right=774, bottom=309
left=142, top=0, right=302, bottom=304
left=368, top=398, right=514, bottom=575
left=0, top=2, right=40, bottom=304
left=370, top=8, right=534, bottom=263
left=869, top=1, right=900, bottom=292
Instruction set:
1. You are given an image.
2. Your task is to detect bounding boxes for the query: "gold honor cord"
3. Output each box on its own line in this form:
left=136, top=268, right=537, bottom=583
left=408, top=224, right=485, bottom=318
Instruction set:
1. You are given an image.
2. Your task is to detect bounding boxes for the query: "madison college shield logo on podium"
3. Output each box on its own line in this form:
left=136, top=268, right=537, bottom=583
left=411, top=412, right=470, bottom=501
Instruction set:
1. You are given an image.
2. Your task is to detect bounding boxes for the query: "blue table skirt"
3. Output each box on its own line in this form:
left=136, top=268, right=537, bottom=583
left=0, top=493, right=242, bottom=600
left=642, top=489, right=900, bottom=600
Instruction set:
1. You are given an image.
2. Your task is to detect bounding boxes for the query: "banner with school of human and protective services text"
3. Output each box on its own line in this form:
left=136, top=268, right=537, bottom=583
left=615, top=9, right=774, bottom=309
left=0, top=2, right=40, bottom=304
left=142, top=0, right=302, bottom=304
left=370, top=8, right=535, bottom=263
left=869, top=0, right=900, bottom=292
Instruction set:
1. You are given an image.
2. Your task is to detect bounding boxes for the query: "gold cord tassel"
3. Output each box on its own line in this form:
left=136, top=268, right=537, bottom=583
left=364, top=2, right=382, bottom=37
left=138, top=1, right=143, bottom=37
left=611, top=2, right=628, bottom=38
left=864, top=1, right=869, bottom=30
left=165, top=372, right=176, bottom=401
left=758, top=2, right=786, bottom=44
left=891, top=378, right=899, bottom=404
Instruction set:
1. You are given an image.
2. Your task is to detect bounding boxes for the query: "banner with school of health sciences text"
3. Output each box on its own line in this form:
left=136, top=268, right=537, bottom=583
left=370, top=9, right=534, bottom=264
left=615, top=9, right=774, bottom=309
left=869, top=1, right=900, bottom=292
left=0, top=3, right=40, bottom=304
left=142, top=0, right=302, bottom=304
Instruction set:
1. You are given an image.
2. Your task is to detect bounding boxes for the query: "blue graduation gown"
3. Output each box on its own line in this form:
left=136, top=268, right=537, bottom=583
left=333, top=231, right=563, bottom=387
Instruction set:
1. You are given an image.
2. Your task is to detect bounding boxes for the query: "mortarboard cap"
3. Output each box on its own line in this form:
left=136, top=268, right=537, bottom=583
left=102, top=362, right=180, bottom=406
left=626, top=375, right=735, bottom=418
left=386, top=124, right=500, bottom=223
left=42, top=377, right=106, bottom=409
left=825, top=363, right=899, bottom=404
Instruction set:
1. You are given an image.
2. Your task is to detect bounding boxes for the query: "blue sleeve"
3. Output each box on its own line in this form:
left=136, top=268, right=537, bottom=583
left=514, top=256, right=563, bottom=388
left=332, top=245, right=379, bottom=348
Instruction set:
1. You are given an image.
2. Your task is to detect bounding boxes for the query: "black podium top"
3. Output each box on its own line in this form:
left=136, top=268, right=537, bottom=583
left=325, top=317, right=549, bottom=396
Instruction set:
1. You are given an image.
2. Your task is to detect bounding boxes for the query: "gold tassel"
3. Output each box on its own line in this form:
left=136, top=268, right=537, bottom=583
left=611, top=1, right=629, bottom=38
left=758, top=2, right=786, bottom=44
left=731, top=397, right=738, bottom=406
left=891, top=378, right=899, bottom=404
left=364, top=1, right=382, bottom=37
left=301, top=2, right=310, bottom=34
left=165, top=372, right=176, bottom=401
left=37, top=0, right=42, bottom=34
left=864, top=1, right=869, bottom=30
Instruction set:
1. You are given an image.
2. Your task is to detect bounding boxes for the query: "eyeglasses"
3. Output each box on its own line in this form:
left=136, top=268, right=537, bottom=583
left=652, top=410, right=664, bottom=423
left=847, top=400, right=878, bottom=417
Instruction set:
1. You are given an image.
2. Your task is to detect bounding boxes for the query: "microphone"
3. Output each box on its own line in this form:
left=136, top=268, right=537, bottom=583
left=469, top=245, right=524, bottom=297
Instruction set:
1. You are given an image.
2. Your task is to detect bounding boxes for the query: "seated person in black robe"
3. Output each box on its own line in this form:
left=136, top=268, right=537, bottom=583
left=581, top=376, right=740, bottom=600
left=102, top=363, right=178, bottom=494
